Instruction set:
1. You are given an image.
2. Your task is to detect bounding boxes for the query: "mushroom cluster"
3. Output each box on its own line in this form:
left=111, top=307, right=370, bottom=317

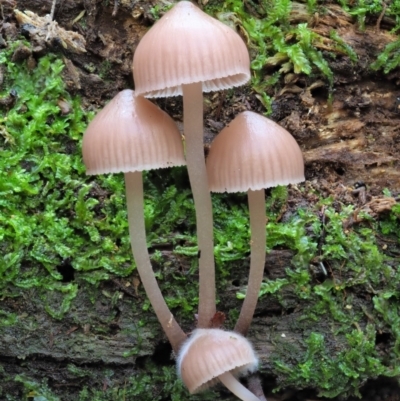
left=133, top=0, right=251, bottom=329
left=82, top=2, right=304, bottom=401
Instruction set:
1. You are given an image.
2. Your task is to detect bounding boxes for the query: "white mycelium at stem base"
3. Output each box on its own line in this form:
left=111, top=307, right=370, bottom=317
left=133, top=1, right=251, bottom=327
left=82, top=90, right=187, bottom=352
left=206, top=111, right=305, bottom=336
left=177, top=329, right=260, bottom=401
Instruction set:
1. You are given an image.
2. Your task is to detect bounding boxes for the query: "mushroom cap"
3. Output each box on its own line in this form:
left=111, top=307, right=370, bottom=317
left=206, top=111, right=304, bottom=192
left=177, top=328, right=258, bottom=394
left=133, top=1, right=250, bottom=98
left=82, top=89, right=185, bottom=175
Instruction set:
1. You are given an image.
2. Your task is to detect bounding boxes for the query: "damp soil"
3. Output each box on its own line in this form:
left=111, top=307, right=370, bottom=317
left=1, top=0, right=400, bottom=400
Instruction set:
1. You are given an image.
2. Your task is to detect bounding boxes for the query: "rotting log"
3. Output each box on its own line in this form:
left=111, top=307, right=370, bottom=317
left=0, top=250, right=294, bottom=365
left=1, top=0, right=400, bottom=400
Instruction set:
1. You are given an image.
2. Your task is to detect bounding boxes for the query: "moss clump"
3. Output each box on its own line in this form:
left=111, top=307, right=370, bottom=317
left=149, top=3, right=173, bottom=20
left=274, top=327, right=399, bottom=398
left=204, top=0, right=400, bottom=110
left=338, top=0, right=400, bottom=31
left=371, top=38, right=400, bottom=73
left=1, top=42, right=88, bottom=318
left=0, top=41, right=200, bottom=319
left=4, top=362, right=217, bottom=401
left=249, top=195, right=400, bottom=398
left=204, top=0, right=357, bottom=112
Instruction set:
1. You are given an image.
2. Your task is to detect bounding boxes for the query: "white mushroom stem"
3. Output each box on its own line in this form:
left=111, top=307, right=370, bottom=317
left=125, top=171, right=187, bottom=352
left=219, top=372, right=261, bottom=401
left=234, top=189, right=266, bottom=336
left=182, top=83, right=216, bottom=328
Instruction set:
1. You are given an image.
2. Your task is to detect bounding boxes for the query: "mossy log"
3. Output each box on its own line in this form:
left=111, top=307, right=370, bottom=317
left=1, top=0, right=400, bottom=400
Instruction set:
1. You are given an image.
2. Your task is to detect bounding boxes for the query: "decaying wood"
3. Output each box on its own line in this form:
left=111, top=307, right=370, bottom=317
left=14, top=9, right=86, bottom=53
left=0, top=249, right=294, bottom=364
left=1, top=0, right=400, bottom=399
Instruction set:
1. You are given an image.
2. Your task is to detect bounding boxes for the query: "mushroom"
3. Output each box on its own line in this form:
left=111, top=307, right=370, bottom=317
left=133, top=1, right=250, bottom=327
left=206, top=111, right=304, bottom=336
left=177, top=328, right=260, bottom=401
left=82, top=89, right=187, bottom=352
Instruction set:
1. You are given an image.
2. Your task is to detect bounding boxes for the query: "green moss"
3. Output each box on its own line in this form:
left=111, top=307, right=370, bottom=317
left=1, top=43, right=89, bottom=317
left=98, top=60, right=113, bottom=79
left=214, top=186, right=400, bottom=398
left=149, top=3, right=173, bottom=20
left=76, top=362, right=217, bottom=401
left=0, top=44, right=196, bottom=314
left=338, top=0, right=400, bottom=31
left=274, top=327, right=400, bottom=398
left=3, top=361, right=217, bottom=401
left=1, top=20, right=400, bottom=400
left=334, top=0, right=400, bottom=74
left=205, top=0, right=357, bottom=112
left=0, top=310, right=18, bottom=326
left=10, top=376, right=60, bottom=401
left=371, top=38, right=400, bottom=73
left=204, top=0, right=400, bottom=109
left=252, top=194, right=400, bottom=397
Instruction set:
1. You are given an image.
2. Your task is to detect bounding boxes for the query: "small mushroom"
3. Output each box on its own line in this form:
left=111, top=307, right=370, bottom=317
left=133, top=1, right=250, bottom=327
left=206, top=111, right=304, bottom=336
left=177, top=328, right=260, bottom=401
left=82, top=89, right=187, bottom=352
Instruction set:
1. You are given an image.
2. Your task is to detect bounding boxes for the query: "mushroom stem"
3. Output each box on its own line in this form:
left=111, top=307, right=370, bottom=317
left=182, top=83, right=216, bottom=328
left=125, top=171, right=187, bottom=352
left=234, top=189, right=266, bottom=336
left=219, top=372, right=261, bottom=401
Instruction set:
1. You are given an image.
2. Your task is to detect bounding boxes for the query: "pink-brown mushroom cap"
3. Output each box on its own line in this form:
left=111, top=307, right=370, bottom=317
left=206, top=111, right=305, bottom=192
left=177, top=328, right=258, bottom=393
left=82, top=90, right=185, bottom=174
left=133, top=1, right=250, bottom=98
